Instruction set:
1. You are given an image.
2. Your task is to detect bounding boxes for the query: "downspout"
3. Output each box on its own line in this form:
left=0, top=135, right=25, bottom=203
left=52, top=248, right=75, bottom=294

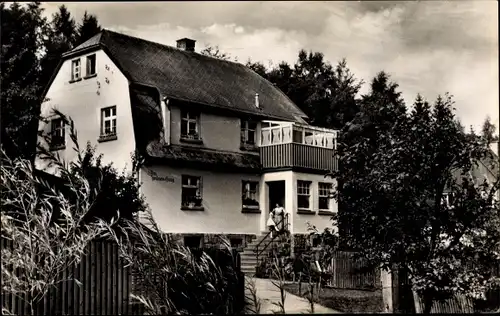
left=161, top=96, right=171, bottom=146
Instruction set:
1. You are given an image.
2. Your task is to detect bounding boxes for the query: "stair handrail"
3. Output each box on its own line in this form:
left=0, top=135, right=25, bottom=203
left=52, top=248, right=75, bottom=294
left=255, top=213, right=289, bottom=264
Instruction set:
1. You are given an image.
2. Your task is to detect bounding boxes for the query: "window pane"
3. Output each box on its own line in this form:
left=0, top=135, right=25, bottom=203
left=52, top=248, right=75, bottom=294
left=247, top=130, right=255, bottom=144
left=112, top=107, right=116, bottom=116
left=297, top=181, right=310, bottom=194
left=188, top=122, right=196, bottom=134
left=181, top=121, right=187, bottom=135
left=87, top=55, right=96, bottom=75
left=298, top=196, right=310, bottom=209
left=319, top=197, right=329, bottom=210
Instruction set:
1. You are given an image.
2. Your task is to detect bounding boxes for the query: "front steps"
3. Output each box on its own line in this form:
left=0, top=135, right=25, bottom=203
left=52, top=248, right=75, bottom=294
left=240, top=231, right=283, bottom=275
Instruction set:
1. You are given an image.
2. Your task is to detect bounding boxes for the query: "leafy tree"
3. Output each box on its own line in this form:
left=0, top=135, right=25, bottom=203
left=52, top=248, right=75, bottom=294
left=37, top=111, right=147, bottom=223
left=245, top=59, right=269, bottom=78
left=76, top=11, right=102, bottom=46
left=1, top=2, right=48, bottom=161
left=246, top=50, right=362, bottom=130
left=39, top=5, right=77, bottom=89
left=200, top=44, right=233, bottom=61
left=481, top=116, right=499, bottom=146
left=333, top=85, right=500, bottom=313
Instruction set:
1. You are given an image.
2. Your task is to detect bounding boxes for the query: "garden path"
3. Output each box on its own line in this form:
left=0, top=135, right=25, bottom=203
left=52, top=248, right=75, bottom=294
left=246, top=277, right=340, bottom=314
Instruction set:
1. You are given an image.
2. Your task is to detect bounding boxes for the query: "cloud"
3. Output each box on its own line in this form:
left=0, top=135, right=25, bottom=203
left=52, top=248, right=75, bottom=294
left=41, top=1, right=498, bottom=132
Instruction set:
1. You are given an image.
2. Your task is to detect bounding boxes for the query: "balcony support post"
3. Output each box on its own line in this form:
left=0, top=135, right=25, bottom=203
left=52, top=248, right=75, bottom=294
left=285, top=173, right=296, bottom=256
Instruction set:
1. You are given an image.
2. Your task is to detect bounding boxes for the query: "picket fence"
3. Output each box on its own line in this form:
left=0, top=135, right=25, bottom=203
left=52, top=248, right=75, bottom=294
left=2, top=238, right=245, bottom=315
left=1, top=238, right=136, bottom=315
left=413, top=292, right=474, bottom=313
left=323, top=251, right=381, bottom=289
left=393, top=265, right=500, bottom=314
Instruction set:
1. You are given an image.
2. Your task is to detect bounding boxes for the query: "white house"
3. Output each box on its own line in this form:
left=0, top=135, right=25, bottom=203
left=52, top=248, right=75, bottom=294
left=35, top=30, right=339, bottom=262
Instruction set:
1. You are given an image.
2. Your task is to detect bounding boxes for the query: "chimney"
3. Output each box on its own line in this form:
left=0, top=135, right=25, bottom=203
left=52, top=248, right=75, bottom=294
left=176, top=38, right=196, bottom=52
left=255, top=93, right=260, bottom=109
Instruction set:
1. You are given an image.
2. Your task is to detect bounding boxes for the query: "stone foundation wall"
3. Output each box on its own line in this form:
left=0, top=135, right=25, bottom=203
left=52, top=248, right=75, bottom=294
left=172, top=233, right=257, bottom=251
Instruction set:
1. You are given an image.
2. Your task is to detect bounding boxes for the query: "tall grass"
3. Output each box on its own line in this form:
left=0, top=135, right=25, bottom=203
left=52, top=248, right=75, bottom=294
left=101, top=210, right=241, bottom=314
left=0, top=149, right=110, bottom=315
left=244, top=277, right=262, bottom=314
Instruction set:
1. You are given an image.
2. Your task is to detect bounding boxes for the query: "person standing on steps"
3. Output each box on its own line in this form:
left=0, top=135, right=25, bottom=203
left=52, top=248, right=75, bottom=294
left=271, top=202, right=286, bottom=234
left=267, top=209, right=276, bottom=238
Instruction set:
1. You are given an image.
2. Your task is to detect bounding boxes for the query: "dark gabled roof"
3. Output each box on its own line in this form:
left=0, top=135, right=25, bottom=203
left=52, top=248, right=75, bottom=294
left=128, top=85, right=163, bottom=152
left=450, top=153, right=499, bottom=189
left=65, top=29, right=308, bottom=123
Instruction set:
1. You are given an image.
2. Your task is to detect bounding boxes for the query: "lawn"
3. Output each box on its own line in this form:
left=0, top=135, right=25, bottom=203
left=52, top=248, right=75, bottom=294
left=283, top=283, right=384, bottom=313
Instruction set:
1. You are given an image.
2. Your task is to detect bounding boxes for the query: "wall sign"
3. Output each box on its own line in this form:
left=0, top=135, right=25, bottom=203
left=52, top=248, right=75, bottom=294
left=143, top=167, right=175, bottom=183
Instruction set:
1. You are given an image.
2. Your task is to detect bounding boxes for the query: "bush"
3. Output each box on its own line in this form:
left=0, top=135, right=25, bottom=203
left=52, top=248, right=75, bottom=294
left=283, top=283, right=383, bottom=313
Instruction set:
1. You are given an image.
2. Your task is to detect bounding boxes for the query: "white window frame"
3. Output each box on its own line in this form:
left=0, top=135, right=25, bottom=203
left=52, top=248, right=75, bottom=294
left=71, top=59, right=81, bottom=81
left=297, top=180, right=311, bottom=210
left=242, top=181, right=259, bottom=208
left=101, top=106, right=117, bottom=136
left=86, top=54, right=96, bottom=76
left=241, top=120, right=257, bottom=146
left=318, top=182, right=333, bottom=211
left=182, top=175, right=202, bottom=208
left=51, top=118, right=65, bottom=147
left=181, top=111, right=200, bottom=139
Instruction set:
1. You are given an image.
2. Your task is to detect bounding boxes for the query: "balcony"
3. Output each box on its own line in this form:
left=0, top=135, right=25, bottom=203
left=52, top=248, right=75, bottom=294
left=259, top=121, right=339, bottom=172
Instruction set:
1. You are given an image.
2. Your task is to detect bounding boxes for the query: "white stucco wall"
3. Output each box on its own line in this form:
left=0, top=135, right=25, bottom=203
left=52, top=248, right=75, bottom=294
left=293, top=172, right=337, bottom=234
left=169, top=107, right=261, bottom=153
left=141, top=165, right=262, bottom=234
left=35, top=49, right=136, bottom=174
left=260, top=171, right=337, bottom=234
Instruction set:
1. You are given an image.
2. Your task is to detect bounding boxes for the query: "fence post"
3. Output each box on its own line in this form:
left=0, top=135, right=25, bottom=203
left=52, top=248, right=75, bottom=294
left=332, top=257, right=336, bottom=287
left=380, top=267, right=393, bottom=313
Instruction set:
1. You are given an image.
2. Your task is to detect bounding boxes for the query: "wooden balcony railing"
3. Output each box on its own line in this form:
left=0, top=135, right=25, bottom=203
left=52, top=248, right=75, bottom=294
left=260, top=143, right=338, bottom=171
left=260, top=121, right=338, bottom=149
left=259, top=121, right=339, bottom=172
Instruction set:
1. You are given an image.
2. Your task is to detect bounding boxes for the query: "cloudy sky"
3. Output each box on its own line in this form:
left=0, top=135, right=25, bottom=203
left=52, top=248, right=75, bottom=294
left=41, top=1, right=498, bottom=132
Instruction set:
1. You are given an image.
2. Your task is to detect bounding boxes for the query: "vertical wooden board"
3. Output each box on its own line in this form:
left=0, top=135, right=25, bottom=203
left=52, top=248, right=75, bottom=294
left=61, top=261, right=66, bottom=314
left=78, top=250, right=85, bottom=315
left=101, top=241, right=106, bottom=315
left=117, top=245, right=123, bottom=315
left=84, top=244, right=90, bottom=315
left=68, top=264, right=74, bottom=315
left=90, top=241, right=97, bottom=315
left=100, top=240, right=106, bottom=315
left=107, top=241, right=113, bottom=315
left=96, top=241, right=102, bottom=315
left=74, top=259, right=80, bottom=315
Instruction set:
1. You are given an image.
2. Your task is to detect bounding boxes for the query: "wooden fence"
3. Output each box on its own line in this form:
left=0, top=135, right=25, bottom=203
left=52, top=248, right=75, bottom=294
left=1, top=238, right=135, bottom=315
left=324, top=251, right=381, bottom=289
left=413, top=292, right=474, bottom=313
left=393, top=265, right=500, bottom=314
left=2, top=238, right=245, bottom=315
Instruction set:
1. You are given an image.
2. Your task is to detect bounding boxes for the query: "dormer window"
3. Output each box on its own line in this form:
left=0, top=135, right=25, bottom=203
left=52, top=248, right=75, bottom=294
left=50, top=118, right=65, bottom=150
left=71, top=59, right=81, bottom=81
left=181, top=110, right=201, bottom=142
left=86, top=54, right=96, bottom=77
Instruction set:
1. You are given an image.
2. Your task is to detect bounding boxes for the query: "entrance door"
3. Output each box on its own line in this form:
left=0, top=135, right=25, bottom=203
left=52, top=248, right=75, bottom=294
left=267, top=180, right=285, bottom=217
